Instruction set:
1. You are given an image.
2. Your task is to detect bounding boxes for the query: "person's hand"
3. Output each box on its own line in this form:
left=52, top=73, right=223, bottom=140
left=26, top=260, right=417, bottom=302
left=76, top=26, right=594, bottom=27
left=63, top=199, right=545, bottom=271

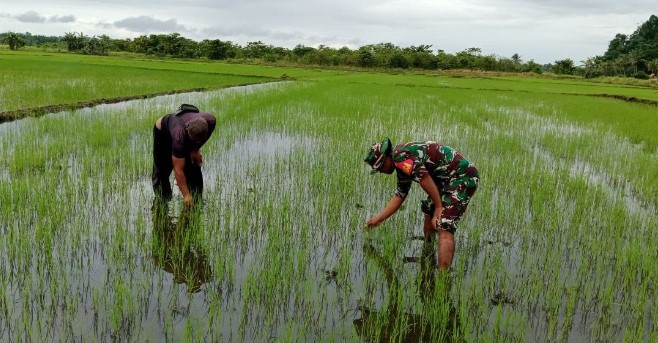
left=191, top=151, right=203, bottom=166
left=183, top=194, right=194, bottom=206
left=431, top=217, right=440, bottom=231
left=365, top=216, right=383, bottom=229
left=432, top=209, right=442, bottom=231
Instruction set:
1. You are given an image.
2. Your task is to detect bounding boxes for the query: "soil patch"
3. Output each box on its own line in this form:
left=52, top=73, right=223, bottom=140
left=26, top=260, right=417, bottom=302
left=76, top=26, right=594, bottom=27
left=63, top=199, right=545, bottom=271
left=591, top=93, right=658, bottom=106
left=0, top=88, right=206, bottom=124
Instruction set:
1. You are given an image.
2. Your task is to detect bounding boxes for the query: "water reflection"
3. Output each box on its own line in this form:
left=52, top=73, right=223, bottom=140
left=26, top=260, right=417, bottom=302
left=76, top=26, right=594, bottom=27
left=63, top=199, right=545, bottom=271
left=151, top=200, right=211, bottom=293
left=354, top=242, right=461, bottom=342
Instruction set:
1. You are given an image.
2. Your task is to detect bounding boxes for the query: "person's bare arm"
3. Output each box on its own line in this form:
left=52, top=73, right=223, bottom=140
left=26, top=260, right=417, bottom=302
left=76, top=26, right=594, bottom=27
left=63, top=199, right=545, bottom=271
left=365, top=194, right=405, bottom=228
left=419, top=174, right=443, bottom=229
left=190, top=149, right=203, bottom=166
left=172, top=156, right=193, bottom=204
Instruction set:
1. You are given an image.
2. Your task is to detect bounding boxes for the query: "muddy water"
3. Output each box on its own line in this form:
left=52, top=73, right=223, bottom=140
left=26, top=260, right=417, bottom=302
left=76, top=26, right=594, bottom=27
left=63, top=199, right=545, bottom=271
left=2, top=85, right=654, bottom=342
left=1, top=84, right=366, bottom=342
left=0, top=84, right=321, bottom=342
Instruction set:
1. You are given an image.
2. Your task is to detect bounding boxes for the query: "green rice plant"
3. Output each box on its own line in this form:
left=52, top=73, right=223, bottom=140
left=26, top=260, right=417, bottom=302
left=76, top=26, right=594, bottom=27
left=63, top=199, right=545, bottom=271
left=0, top=51, right=274, bottom=114
left=1, top=58, right=657, bottom=341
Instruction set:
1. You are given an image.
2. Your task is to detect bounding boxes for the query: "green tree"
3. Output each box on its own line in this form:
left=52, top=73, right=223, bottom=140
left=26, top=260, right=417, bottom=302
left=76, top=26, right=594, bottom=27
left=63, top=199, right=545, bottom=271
left=265, top=46, right=290, bottom=62
left=202, top=39, right=236, bottom=60
left=387, top=53, right=409, bottom=69
left=476, top=55, right=496, bottom=71
left=648, top=58, right=658, bottom=75
left=161, top=33, right=182, bottom=56
left=614, top=57, right=629, bottom=76
left=177, top=37, right=201, bottom=58
left=600, top=15, right=658, bottom=75
left=62, top=31, right=86, bottom=51
left=357, top=47, right=375, bottom=67
left=496, top=57, right=516, bottom=72
left=2, top=32, right=25, bottom=50
left=83, top=35, right=111, bottom=55
left=111, top=38, right=132, bottom=52
left=522, top=59, right=542, bottom=74
left=292, top=44, right=315, bottom=59
left=455, top=49, right=475, bottom=69
left=335, top=46, right=358, bottom=66
left=404, top=45, right=437, bottom=69
left=435, top=50, right=455, bottom=70
left=627, top=48, right=644, bottom=74
left=626, top=14, right=658, bottom=62
left=581, top=56, right=602, bottom=78
left=131, top=35, right=149, bottom=54
left=511, top=53, right=522, bottom=64
left=368, top=43, right=401, bottom=67
left=552, top=58, right=575, bottom=75
left=603, top=33, right=629, bottom=61
left=243, top=41, right=271, bottom=59
left=307, top=44, right=334, bottom=65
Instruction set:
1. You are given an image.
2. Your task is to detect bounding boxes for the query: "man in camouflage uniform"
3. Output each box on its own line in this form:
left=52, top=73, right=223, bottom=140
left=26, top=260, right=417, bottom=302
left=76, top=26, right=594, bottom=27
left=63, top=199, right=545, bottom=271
left=364, top=138, right=479, bottom=270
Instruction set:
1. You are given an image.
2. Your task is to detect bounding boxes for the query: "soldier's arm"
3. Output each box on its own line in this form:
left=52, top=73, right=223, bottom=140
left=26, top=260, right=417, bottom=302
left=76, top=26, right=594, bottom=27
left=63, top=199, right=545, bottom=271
left=365, top=194, right=405, bottom=228
left=419, top=174, right=443, bottom=228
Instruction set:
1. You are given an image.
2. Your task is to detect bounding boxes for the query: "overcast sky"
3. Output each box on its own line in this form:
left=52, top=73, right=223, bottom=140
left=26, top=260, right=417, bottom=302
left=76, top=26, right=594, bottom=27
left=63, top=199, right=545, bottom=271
left=1, top=1, right=655, bottom=64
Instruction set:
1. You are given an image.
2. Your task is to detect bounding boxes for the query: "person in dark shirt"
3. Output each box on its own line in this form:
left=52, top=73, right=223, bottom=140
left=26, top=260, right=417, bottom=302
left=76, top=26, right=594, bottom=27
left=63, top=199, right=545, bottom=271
left=152, top=104, right=216, bottom=205
left=364, top=138, right=479, bottom=270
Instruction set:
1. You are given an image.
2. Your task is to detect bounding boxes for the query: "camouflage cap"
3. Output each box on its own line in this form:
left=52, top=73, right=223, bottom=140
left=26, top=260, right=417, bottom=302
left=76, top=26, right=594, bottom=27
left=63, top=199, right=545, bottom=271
left=364, top=137, right=392, bottom=174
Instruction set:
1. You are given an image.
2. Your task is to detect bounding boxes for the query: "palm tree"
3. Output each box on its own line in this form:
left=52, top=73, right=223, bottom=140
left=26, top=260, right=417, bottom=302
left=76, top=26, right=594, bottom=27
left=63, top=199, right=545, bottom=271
left=2, top=32, right=25, bottom=50
left=63, top=32, right=78, bottom=51
left=581, top=57, right=600, bottom=78
left=627, top=49, right=643, bottom=75
left=614, top=57, right=630, bottom=76
left=648, top=58, right=658, bottom=78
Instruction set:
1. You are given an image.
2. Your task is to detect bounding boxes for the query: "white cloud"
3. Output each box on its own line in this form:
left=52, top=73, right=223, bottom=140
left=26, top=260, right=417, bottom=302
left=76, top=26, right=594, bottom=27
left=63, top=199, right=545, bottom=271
left=49, top=15, right=76, bottom=23
left=0, top=1, right=655, bottom=64
left=15, top=11, right=47, bottom=23
left=113, top=16, right=187, bottom=33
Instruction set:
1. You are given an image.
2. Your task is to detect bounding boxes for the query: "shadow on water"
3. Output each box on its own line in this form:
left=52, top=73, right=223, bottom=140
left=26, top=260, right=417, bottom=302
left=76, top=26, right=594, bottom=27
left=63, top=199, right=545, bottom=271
left=151, top=199, right=211, bottom=293
left=354, top=241, right=462, bottom=343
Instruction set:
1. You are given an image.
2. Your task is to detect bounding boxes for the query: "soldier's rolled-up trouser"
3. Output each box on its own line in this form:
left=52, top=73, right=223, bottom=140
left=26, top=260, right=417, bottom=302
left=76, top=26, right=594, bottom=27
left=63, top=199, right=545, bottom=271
left=152, top=115, right=204, bottom=200
left=421, top=167, right=479, bottom=234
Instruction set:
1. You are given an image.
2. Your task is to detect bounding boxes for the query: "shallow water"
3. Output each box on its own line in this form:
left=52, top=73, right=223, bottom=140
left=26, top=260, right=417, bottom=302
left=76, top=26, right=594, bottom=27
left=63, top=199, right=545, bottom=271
left=1, top=83, right=656, bottom=342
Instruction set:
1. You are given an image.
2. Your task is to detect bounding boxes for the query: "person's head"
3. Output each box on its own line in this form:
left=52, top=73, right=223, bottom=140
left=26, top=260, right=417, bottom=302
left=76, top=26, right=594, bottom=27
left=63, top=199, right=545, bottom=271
left=364, top=137, right=395, bottom=174
left=186, top=118, right=208, bottom=144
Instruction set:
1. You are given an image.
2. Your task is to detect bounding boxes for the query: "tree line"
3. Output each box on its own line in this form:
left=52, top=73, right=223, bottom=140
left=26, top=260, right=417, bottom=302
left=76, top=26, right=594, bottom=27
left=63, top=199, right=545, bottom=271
left=2, top=14, right=657, bottom=78
left=588, top=14, right=658, bottom=79
left=0, top=31, right=546, bottom=73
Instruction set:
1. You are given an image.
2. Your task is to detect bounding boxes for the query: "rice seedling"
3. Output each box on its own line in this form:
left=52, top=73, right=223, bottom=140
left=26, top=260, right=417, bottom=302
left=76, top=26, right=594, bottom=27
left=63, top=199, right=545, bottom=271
left=1, top=57, right=657, bottom=341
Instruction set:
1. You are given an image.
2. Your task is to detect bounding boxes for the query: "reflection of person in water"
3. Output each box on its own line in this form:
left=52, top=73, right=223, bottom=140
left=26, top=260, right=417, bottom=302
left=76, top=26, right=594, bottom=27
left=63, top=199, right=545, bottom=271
left=354, top=242, right=462, bottom=342
left=151, top=200, right=211, bottom=293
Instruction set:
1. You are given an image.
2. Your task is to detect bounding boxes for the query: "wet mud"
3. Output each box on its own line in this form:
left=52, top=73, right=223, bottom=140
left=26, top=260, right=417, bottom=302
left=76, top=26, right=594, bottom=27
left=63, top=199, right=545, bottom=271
left=353, top=243, right=462, bottom=342
left=590, top=93, right=658, bottom=106
left=0, top=88, right=207, bottom=124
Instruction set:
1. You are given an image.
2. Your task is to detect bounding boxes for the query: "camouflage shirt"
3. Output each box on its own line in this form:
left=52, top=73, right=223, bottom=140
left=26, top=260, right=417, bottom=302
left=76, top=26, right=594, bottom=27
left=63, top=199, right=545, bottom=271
left=393, top=141, right=476, bottom=198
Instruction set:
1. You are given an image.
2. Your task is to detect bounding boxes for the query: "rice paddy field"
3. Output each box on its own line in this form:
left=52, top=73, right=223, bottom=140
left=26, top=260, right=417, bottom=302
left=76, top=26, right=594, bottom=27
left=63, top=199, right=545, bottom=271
left=1, top=50, right=657, bottom=342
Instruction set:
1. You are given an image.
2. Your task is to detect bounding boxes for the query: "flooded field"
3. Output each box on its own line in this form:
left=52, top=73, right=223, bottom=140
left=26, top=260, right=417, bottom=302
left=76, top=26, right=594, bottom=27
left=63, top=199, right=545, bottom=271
left=1, top=79, right=657, bottom=342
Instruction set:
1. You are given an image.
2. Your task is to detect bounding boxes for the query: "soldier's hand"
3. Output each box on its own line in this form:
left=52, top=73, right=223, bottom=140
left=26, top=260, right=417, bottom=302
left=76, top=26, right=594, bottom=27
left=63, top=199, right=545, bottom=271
left=432, top=214, right=441, bottom=231
left=432, top=206, right=443, bottom=231
left=365, top=216, right=382, bottom=229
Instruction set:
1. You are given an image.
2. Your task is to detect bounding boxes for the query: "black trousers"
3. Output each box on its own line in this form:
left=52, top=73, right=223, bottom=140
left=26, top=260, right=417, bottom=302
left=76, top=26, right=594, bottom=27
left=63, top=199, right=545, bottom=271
left=152, top=115, right=203, bottom=200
